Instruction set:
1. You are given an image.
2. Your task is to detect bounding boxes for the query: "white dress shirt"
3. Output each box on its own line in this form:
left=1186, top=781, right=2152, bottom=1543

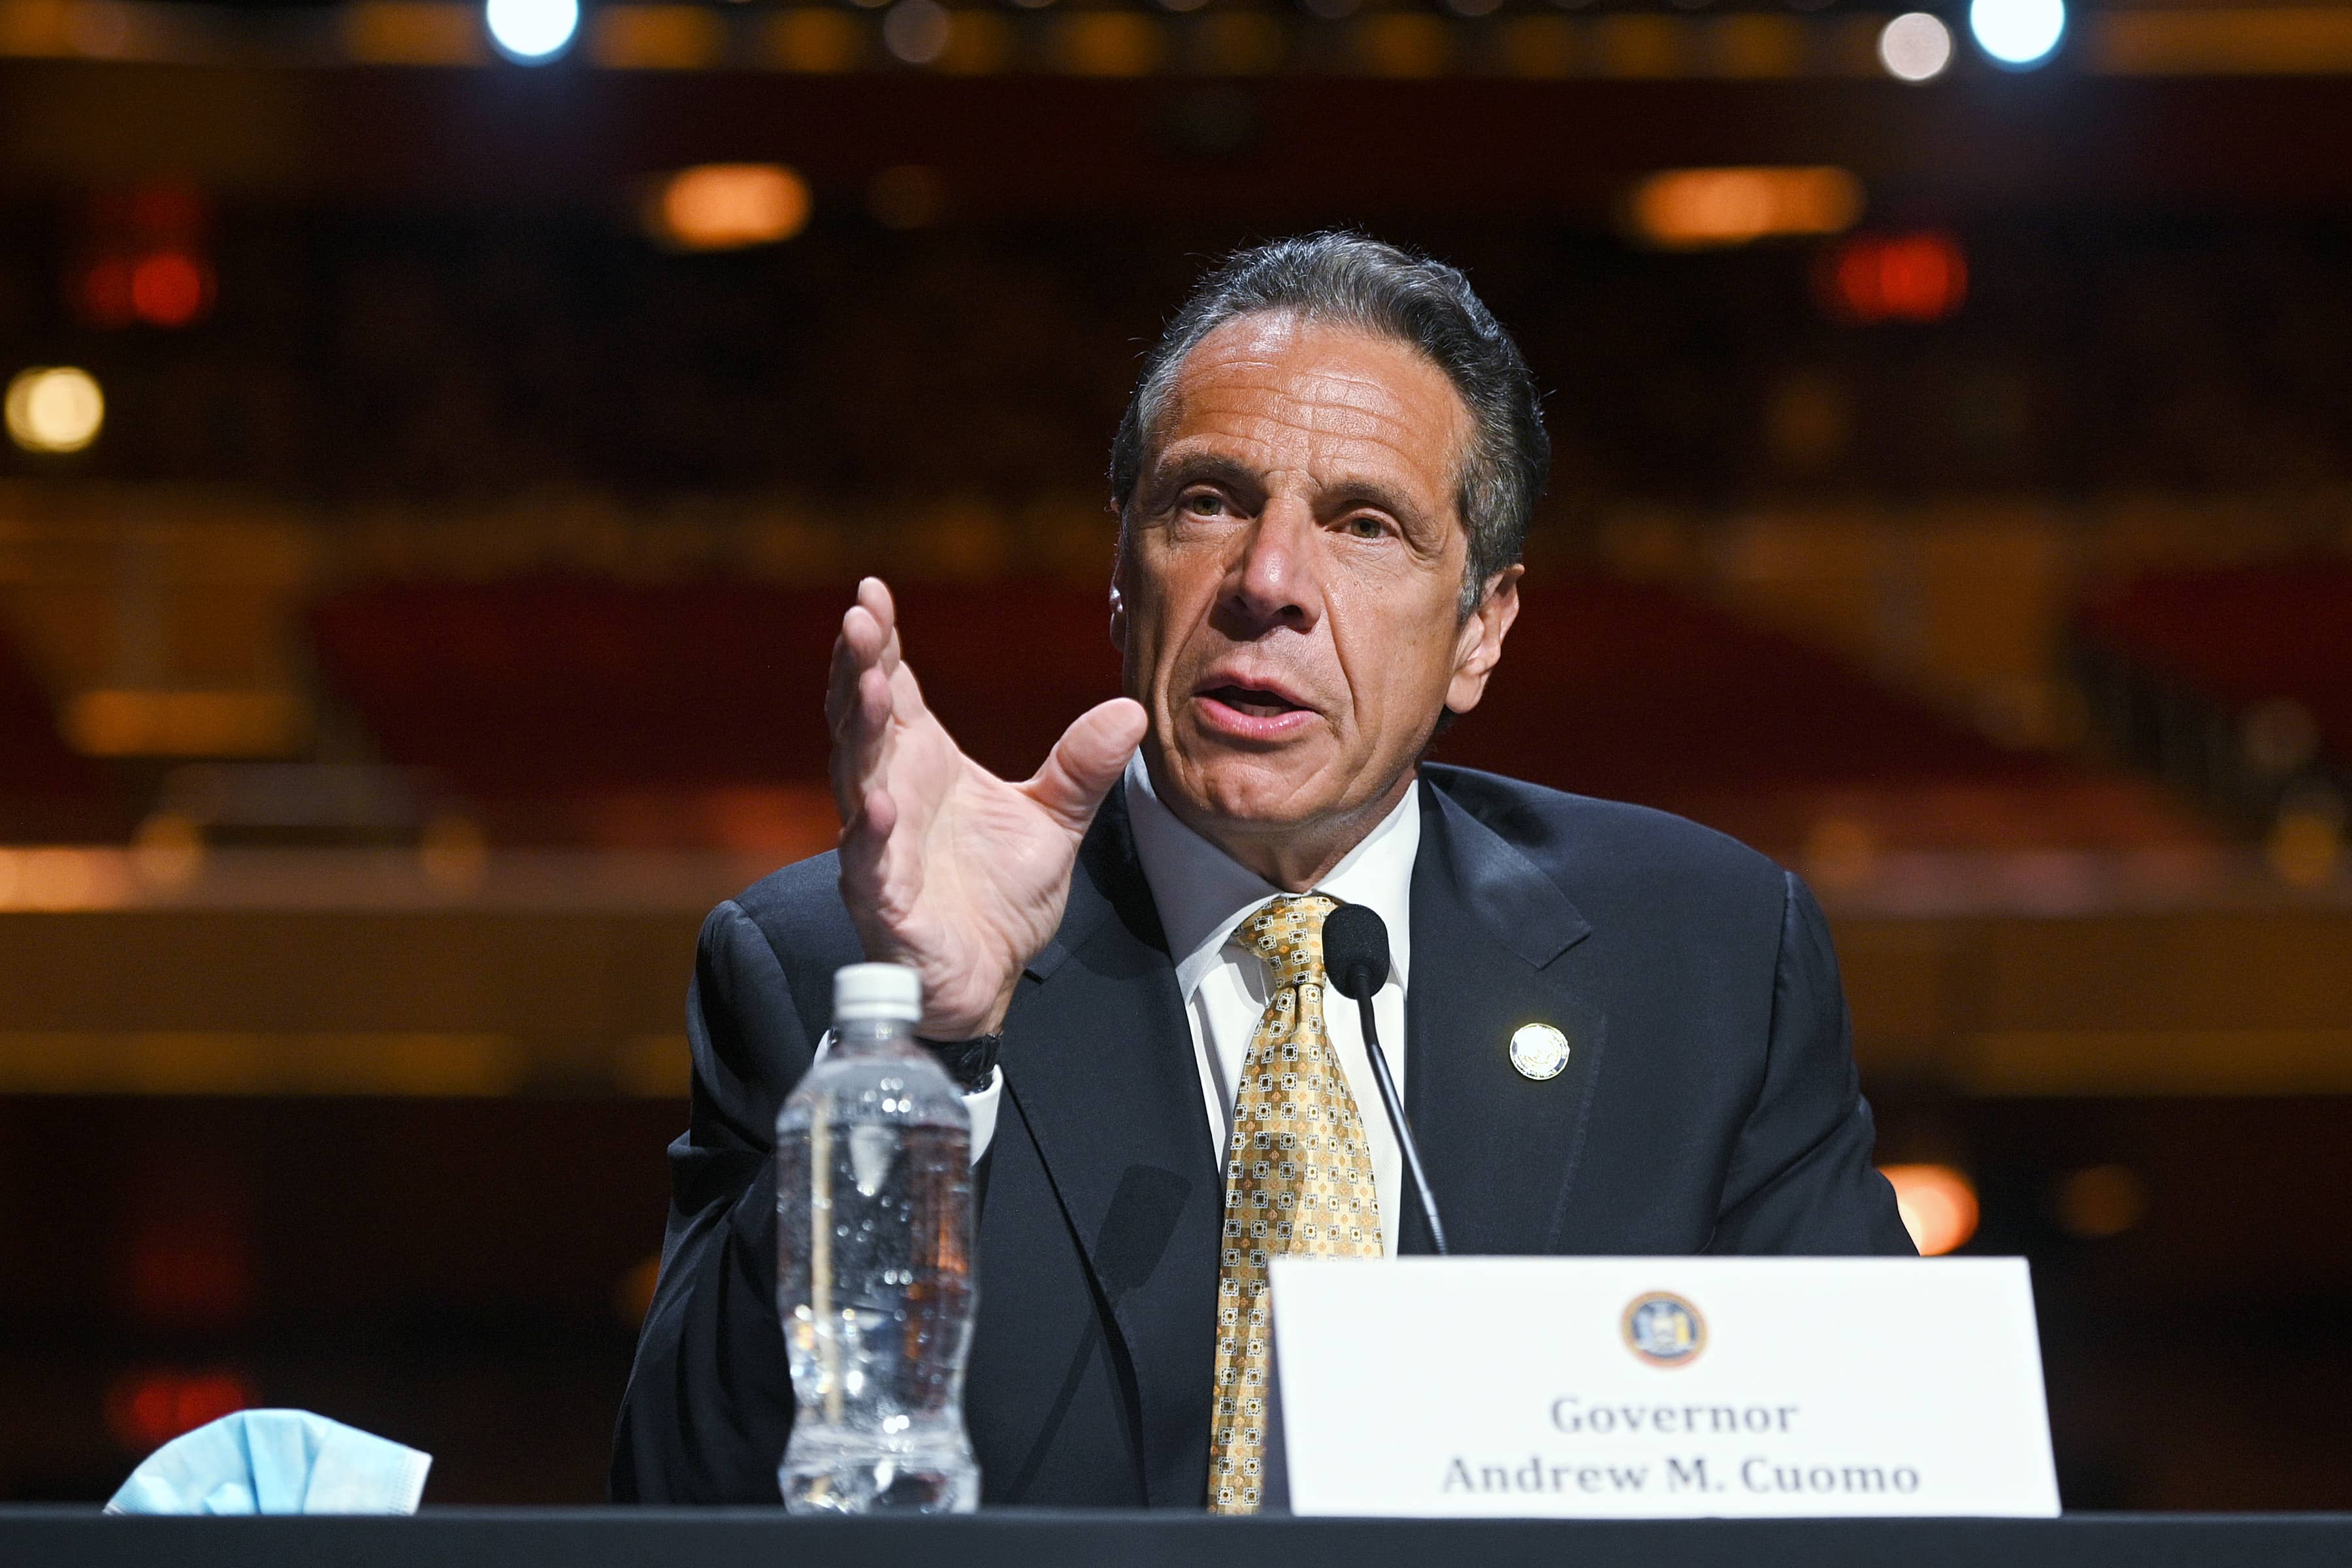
left=1121, top=751, right=1419, bottom=1259
left=824, top=756, right=1420, bottom=1260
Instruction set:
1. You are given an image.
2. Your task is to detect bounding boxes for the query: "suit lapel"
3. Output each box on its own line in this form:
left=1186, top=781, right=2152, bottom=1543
left=1000, top=785, right=1222, bottom=1507
left=1403, top=776, right=1607, bottom=1256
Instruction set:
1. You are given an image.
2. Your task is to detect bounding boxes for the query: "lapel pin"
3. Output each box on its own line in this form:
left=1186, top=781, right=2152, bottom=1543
left=1509, top=1022, right=1571, bottom=1081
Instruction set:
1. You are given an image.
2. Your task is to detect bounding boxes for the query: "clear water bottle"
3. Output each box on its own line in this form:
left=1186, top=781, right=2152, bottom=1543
left=775, top=962, right=979, bottom=1513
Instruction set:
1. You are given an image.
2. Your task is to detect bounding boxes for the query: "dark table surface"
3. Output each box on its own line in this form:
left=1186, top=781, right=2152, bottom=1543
left=5, top=1508, right=2352, bottom=1567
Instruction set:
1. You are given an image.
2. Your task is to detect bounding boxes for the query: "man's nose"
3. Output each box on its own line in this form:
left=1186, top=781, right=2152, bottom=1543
left=1221, top=501, right=1321, bottom=633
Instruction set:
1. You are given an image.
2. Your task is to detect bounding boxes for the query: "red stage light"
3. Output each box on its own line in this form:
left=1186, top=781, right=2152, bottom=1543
left=105, top=1369, right=258, bottom=1453
left=73, top=186, right=216, bottom=329
left=1820, top=231, right=1968, bottom=324
left=130, top=252, right=212, bottom=327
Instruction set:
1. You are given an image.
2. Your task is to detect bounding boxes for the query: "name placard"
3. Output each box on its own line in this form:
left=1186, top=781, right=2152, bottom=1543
left=1269, top=1256, right=2059, bottom=1518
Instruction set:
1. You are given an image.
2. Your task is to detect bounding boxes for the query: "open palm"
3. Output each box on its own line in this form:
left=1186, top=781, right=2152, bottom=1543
left=827, top=578, right=1147, bottom=1039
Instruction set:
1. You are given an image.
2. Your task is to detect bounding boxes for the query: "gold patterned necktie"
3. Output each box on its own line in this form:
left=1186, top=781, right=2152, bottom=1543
left=1205, top=892, right=1384, bottom=1515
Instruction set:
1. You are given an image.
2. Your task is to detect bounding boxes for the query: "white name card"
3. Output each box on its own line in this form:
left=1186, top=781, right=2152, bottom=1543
left=1269, top=1256, right=2060, bottom=1518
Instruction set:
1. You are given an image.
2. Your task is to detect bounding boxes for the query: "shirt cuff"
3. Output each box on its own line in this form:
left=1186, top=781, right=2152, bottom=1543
left=810, top=1031, right=1001, bottom=1166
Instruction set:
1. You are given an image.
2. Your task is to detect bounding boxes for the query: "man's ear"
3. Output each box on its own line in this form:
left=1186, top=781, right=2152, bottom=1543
left=1444, top=564, right=1523, bottom=717
left=1108, top=581, right=1127, bottom=653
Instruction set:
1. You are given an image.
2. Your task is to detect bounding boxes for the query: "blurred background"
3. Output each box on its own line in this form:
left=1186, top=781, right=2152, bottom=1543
left=2, top=0, right=2350, bottom=1510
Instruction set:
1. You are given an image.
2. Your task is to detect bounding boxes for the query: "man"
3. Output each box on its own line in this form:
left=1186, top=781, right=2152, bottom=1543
left=612, top=233, right=1913, bottom=1511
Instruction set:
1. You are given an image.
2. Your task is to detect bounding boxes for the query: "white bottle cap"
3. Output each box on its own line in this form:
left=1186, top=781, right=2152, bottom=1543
left=833, top=962, right=923, bottom=1025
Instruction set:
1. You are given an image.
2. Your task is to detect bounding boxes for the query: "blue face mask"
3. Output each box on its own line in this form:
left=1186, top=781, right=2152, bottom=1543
left=105, top=1409, right=432, bottom=1516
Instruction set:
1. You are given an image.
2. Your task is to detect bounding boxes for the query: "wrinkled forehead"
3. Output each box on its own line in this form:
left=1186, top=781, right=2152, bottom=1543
left=1144, top=311, right=1475, bottom=507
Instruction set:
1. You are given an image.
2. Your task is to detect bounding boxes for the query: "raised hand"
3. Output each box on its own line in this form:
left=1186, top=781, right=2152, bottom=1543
left=827, top=578, right=1148, bottom=1039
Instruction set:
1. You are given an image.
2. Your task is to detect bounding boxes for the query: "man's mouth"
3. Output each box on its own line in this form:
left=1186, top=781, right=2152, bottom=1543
left=1202, top=684, right=1306, bottom=719
left=1192, top=681, right=1320, bottom=742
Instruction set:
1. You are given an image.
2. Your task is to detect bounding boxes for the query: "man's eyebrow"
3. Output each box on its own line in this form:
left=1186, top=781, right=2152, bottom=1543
left=1149, top=451, right=1263, bottom=496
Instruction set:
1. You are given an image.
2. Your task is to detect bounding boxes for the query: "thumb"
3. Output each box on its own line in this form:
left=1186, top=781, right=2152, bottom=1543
left=1026, top=697, right=1149, bottom=832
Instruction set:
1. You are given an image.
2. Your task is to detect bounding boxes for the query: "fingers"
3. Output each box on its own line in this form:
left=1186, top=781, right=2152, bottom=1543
left=825, top=578, right=900, bottom=729
left=1025, top=697, right=1149, bottom=833
left=826, top=578, right=906, bottom=817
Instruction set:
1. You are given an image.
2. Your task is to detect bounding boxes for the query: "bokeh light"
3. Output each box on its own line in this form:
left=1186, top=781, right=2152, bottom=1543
left=132, top=811, right=208, bottom=889
left=651, top=164, right=813, bottom=251
left=1802, top=815, right=1880, bottom=892
left=883, top=0, right=951, bottom=64
left=5, top=366, right=106, bottom=453
left=1821, top=230, right=1969, bottom=323
left=0, top=847, right=106, bottom=910
left=485, top=0, right=580, bottom=61
left=615, top=1253, right=662, bottom=1327
left=2054, top=1165, right=2148, bottom=1239
left=1878, top=12, right=1954, bottom=81
left=2267, top=790, right=2346, bottom=889
left=1970, top=0, right=2065, bottom=67
left=105, top=1369, right=257, bottom=1454
left=131, top=252, right=212, bottom=327
left=1881, top=1164, right=1980, bottom=1256
left=1631, top=167, right=1863, bottom=250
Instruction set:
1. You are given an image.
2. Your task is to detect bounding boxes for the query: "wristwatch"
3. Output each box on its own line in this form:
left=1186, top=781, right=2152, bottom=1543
left=915, top=1032, right=1003, bottom=1095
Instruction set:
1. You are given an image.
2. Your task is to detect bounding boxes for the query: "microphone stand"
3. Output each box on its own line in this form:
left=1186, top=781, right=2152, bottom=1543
left=1351, top=995, right=1449, bottom=1256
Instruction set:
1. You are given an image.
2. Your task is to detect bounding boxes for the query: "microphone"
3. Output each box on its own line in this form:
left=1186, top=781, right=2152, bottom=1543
left=1322, top=903, right=1449, bottom=1256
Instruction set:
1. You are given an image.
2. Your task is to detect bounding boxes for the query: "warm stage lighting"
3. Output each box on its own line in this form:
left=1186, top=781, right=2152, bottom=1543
left=2053, top=1165, right=2147, bottom=1240
left=5, top=366, right=105, bottom=453
left=76, top=252, right=213, bottom=330
left=485, top=0, right=579, bottom=61
left=131, top=252, right=212, bottom=327
left=2267, top=791, right=2345, bottom=889
left=1820, top=231, right=1968, bottom=323
left=1880, top=1164, right=1980, bottom=1256
left=1630, top=167, right=1863, bottom=251
left=106, top=1369, right=257, bottom=1454
left=1878, top=12, right=1953, bottom=81
left=650, top=164, right=813, bottom=251
left=1970, top=0, right=2064, bottom=67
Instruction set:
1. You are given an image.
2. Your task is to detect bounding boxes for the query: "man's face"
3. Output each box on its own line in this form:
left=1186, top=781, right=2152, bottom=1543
left=1114, top=313, right=1520, bottom=872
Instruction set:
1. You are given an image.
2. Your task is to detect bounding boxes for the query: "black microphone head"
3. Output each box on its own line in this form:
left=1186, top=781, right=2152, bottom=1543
left=1322, top=902, right=1391, bottom=1001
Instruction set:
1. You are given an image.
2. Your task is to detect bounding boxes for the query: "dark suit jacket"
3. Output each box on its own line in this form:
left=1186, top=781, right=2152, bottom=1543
left=611, top=764, right=1914, bottom=1506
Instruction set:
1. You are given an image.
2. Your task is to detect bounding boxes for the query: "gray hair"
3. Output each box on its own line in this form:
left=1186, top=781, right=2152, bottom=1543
left=1109, top=232, right=1548, bottom=617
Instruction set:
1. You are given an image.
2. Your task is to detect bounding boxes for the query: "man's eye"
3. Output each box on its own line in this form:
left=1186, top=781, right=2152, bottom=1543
left=1345, top=515, right=1388, bottom=540
left=1183, top=491, right=1226, bottom=517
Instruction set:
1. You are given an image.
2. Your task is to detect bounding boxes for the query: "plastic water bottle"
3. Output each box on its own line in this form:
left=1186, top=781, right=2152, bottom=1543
left=775, top=962, right=979, bottom=1513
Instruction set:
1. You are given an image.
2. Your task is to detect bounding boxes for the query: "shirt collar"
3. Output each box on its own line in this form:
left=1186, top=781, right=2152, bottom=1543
left=1122, top=749, right=1419, bottom=1002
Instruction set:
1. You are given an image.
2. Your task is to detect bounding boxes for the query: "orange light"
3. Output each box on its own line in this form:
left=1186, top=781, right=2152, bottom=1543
left=1629, top=166, right=1863, bottom=250
left=62, top=689, right=306, bottom=757
left=105, top=1369, right=257, bottom=1453
left=1880, top=1163, right=1979, bottom=1255
left=615, top=1252, right=662, bottom=1327
left=649, top=163, right=812, bottom=252
left=2053, top=1164, right=2147, bottom=1239
left=1821, top=231, right=1968, bottom=323
left=131, top=252, right=212, bottom=327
